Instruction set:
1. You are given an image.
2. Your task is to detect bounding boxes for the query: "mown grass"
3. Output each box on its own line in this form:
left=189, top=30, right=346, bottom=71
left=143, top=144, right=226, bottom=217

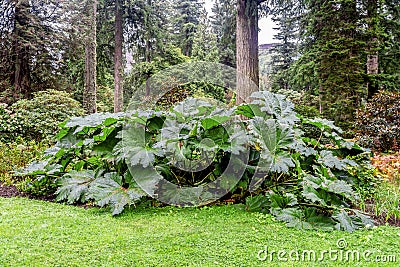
left=0, top=198, right=399, bottom=266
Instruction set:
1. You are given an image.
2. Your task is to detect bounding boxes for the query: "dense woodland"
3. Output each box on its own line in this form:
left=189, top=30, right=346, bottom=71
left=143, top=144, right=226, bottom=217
left=1, top=0, right=400, bottom=231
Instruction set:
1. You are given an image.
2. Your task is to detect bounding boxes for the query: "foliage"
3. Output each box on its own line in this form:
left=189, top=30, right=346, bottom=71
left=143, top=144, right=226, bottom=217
left=355, top=90, right=400, bottom=152
left=269, top=2, right=300, bottom=91
left=298, top=0, right=366, bottom=130
left=210, top=0, right=236, bottom=67
left=172, top=0, right=203, bottom=57
left=191, top=8, right=220, bottom=63
left=371, top=152, right=400, bottom=182
left=124, top=45, right=190, bottom=103
left=0, top=1, right=85, bottom=100
left=0, top=90, right=85, bottom=142
left=368, top=181, right=400, bottom=223
left=19, top=91, right=375, bottom=231
left=238, top=91, right=374, bottom=232
left=0, top=139, right=46, bottom=186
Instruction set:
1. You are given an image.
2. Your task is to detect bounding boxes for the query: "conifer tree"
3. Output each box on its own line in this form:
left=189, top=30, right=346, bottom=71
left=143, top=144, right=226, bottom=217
left=270, top=2, right=300, bottom=91
left=211, top=0, right=236, bottom=67
left=172, top=0, right=203, bottom=57
left=0, top=0, right=78, bottom=102
left=192, top=7, right=220, bottom=62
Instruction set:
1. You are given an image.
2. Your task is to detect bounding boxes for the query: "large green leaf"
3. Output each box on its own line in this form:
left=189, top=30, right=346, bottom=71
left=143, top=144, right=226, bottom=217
left=325, top=180, right=356, bottom=201
left=250, top=118, right=295, bottom=173
left=113, top=125, right=155, bottom=168
left=268, top=192, right=298, bottom=216
left=201, top=116, right=231, bottom=130
left=301, top=117, right=343, bottom=133
left=302, top=185, right=328, bottom=206
left=245, top=195, right=270, bottom=212
left=318, top=150, right=357, bottom=170
left=56, top=170, right=96, bottom=204
left=88, top=173, right=144, bottom=216
left=235, top=104, right=263, bottom=119
left=302, top=173, right=355, bottom=206
left=276, top=208, right=334, bottom=230
left=173, top=98, right=213, bottom=118
left=333, top=210, right=358, bottom=233
left=223, top=126, right=248, bottom=155
left=250, top=91, right=299, bottom=125
left=16, top=160, right=62, bottom=177
left=65, top=113, right=125, bottom=133
left=129, top=166, right=164, bottom=197
left=333, top=209, right=374, bottom=233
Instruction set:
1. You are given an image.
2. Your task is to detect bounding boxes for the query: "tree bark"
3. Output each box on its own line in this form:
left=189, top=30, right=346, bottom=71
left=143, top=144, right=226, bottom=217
left=114, top=0, right=124, bottom=112
left=84, top=0, right=97, bottom=114
left=145, top=0, right=152, bottom=97
left=366, top=0, right=379, bottom=99
left=236, top=0, right=259, bottom=104
left=13, top=0, right=31, bottom=100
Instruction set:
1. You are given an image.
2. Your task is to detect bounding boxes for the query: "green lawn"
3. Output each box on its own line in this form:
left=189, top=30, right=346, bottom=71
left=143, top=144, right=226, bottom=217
left=0, top=197, right=399, bottom=267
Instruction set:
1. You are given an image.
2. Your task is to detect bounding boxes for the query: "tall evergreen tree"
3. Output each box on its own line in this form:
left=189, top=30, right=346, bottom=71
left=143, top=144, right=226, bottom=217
left=270, top=2, right=300, bottom=91
left=364, top=0, right=400, bottom=94
left=0, top=0, right=77, bottom=102
left=211, top=0, right=236, bottom=67
left=173, top=0, right=203, bottom=57
left=286, top=0, right=400, bottom=128
left=125, top=0, right=169, bottom=62
left=306, top=0, right=365, bottom=127
left=192, top=7, right=220, bottom=62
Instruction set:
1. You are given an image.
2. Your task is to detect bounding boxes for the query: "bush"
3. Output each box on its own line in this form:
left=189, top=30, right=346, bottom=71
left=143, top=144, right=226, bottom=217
left=0, top=139, right=46, bottom=186
left=355, top=90, right=400, bottom=152
left=0, top=90, right=85, bottom=142
left=371, top=152, right=400, bottom=182
left=20, top=91, right=375, bottom=232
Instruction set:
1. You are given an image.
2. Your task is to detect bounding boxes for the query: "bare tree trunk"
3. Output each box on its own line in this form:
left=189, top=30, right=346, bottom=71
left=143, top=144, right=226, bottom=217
left=145, top=0, right=152, bottom=97
left=84, top=0, right=97, bottom=114
left=13, top=0, right=30, bottom=100
left=366, top=0, right=379, bottom=99
left=236, top=0, right=259, bottom=104
left=114, top=0, right=123, bottom=112
left=367, top=53, right=379, bottom=76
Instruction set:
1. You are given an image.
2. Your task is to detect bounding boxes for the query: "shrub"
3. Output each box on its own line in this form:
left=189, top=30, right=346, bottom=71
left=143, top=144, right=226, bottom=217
left=0, top=90, right=85, bottom=142
left=355, top=90, right=400, bottom=152
left=0, top=139, right=46, bottom=185
left=371, top=152, right=400, bottom=182
left=19, top=91, right=375, bottom=232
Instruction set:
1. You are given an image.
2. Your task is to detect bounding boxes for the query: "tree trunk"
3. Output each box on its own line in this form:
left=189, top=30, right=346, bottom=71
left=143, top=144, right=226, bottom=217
left=114, top=0, right=124, bottom=112
left=84, top=0, right=97, bottom=114
left=13, top=0, right=31, bottom=100
left=145, top=0, right=152, bottom=97
left=236, top=0, right=259, bottom=104
left=366, top=0, right=379, bottom=99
